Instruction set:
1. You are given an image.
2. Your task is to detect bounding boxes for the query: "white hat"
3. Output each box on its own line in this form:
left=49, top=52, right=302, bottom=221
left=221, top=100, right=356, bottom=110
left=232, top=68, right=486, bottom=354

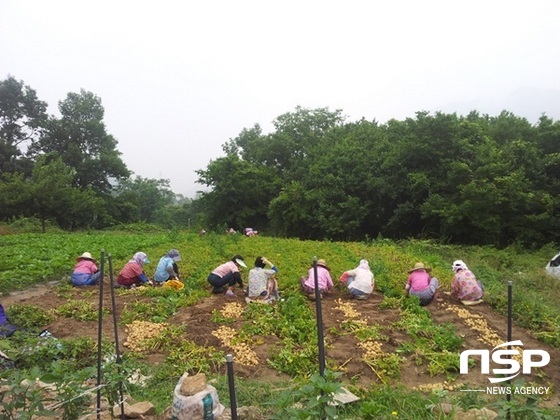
left=77, top=252, right=95, bottom=262
left=232, top=254, right=247, bottom=268
left=452, top=260, right=468, bottom=272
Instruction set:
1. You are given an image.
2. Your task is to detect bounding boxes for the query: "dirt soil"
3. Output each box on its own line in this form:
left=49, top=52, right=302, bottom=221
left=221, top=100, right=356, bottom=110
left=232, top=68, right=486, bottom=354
left=2, top=280, right=560, bottom=414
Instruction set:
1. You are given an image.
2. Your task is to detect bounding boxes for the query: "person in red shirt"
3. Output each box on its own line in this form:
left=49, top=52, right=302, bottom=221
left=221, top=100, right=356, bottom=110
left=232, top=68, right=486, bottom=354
left=117, top=252, right=153, bottom=288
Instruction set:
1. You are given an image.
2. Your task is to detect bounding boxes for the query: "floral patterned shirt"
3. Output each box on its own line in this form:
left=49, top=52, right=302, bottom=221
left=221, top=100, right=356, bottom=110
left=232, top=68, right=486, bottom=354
left=248, top=266, right=277, bottom=297
left=451, top=269, right=483, bottom=301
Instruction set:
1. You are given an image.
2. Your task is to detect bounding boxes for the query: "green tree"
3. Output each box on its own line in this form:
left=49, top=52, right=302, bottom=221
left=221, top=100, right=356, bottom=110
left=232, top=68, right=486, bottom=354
left=268, top=181, right=319, bottom=238
left=196, top=154, right=280, bottom=230
left=0, top=76, right=47, bottom=175
left=196, top=107, right=560, bottom=247
left=0, top=156, right=102, bottom=232
left=201, top=107, right=344, bottom=234
left=31, top=89, right=129, bottom=193
left=111, top=176, right=175, bottom=224
left=420, top=113, right=555, bottom=247
left=153, top=197, right=206, bottom=230
left=273, top=120, right=386, bottom=240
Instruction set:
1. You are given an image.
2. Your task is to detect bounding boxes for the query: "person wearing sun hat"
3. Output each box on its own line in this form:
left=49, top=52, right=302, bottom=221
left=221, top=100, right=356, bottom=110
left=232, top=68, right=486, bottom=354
left=71, top=252, right=102, bottom=286
left=154, top=249, right=182, bottom=284
left=405, top=262, right=439, bottom=306
left=450, top=259, right=484, bottom=305
left=300, top=258, right=334, bottom=300
left=117, top=252, right=153, bottom=288
left=207, top=254, right=247, bottom=297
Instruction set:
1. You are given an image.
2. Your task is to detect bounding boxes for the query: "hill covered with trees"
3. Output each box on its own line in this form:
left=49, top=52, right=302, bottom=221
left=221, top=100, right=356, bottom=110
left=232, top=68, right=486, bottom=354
left=197, top=107, right=560, bottom=248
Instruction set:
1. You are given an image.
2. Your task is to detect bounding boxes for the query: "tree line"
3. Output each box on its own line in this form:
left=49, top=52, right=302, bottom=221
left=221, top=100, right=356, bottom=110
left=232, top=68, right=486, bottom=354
left=195, top=106, right=560, bottom=248
left=2, top=75, right=559, bottom=248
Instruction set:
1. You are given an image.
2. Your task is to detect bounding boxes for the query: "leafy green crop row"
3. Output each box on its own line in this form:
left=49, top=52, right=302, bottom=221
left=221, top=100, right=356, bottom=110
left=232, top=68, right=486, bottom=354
left=1, top=230, right=559, bottom=346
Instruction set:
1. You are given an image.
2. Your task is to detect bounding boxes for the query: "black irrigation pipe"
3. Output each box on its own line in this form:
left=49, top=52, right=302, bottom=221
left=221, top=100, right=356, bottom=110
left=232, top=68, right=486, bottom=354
left=108, top=254, right=125, bottom=420
left=226, top=354, right=238, bottom=420
left=506, top=280, right=513, bottom=420
left=96, top=250, right=105, bottom=420
left=312, top=257, right=326, bottom=377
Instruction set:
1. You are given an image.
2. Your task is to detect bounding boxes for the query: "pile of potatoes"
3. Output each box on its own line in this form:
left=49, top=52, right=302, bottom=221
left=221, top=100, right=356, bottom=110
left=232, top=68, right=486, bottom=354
left=358, top=340, right=385, bottom=361
left=212, top=325, right=259, bottom=366
left=333, top=298, right=364, bottom=320
left=443, top=303, right=523, bottom=363
left=123, top=320, right=168, bottom=352
left=333, top=299, right=384, bottom=360
left=413, top=381, right=464, bottom=392
left=220, top=302, right=244, bottom=318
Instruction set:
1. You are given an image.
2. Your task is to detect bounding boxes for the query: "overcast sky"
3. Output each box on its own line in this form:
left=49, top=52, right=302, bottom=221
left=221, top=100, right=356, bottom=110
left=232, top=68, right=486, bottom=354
left=2, top=0, right=559, bottom=198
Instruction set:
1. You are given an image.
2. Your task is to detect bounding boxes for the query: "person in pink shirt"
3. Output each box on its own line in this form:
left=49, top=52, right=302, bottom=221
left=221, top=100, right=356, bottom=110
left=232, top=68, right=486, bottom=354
left=71, top=252, right=101, bottom=286
left=405, top=262, right=439, bottom=306
left=300, top=259, right=333, bottom=300
left=451, top=260, right=484, bottom=304
left=207, top=255, right=247, bottom=297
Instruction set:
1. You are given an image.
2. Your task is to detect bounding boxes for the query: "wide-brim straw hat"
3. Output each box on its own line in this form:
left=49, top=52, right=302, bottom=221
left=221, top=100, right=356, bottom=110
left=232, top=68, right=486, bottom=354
left=76, top=252, right=96, bottom=263
left=316, top=259, right=330, bottom=270
left=409, top=262, right=431, bottom=273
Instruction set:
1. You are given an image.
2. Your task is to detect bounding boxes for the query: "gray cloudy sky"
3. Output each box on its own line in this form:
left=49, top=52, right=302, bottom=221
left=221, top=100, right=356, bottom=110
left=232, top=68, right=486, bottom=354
left=1, top=0, right=559, bottom=198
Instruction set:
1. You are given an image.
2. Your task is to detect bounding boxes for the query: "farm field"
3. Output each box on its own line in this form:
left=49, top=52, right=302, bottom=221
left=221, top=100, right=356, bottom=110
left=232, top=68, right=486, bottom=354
left=1, top=230, right=560, bottom=418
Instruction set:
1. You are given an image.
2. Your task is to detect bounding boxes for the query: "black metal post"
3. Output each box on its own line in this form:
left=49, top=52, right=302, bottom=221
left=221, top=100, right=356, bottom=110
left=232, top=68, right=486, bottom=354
left=108, top=254, right=125, bottom=419
left=226, top=354, right=238, bottom=420
left=313, top=257, right=326, bottom=377
left=96, top=250, right=105, bottom=419
left=506, top=281, right=512, bottom=420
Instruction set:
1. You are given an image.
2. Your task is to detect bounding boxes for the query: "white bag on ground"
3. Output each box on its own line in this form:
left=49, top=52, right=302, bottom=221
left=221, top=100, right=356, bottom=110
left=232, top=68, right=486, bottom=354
left=171, top=373, right=224, bottom=420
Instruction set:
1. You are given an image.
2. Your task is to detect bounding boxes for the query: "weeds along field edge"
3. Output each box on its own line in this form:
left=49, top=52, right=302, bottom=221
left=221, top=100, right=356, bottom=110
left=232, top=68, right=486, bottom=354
left=0, top=231, right=559, bottom=346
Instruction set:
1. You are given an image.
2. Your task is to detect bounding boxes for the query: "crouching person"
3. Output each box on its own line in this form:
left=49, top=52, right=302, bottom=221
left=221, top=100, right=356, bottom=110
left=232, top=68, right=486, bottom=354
left=340, top=259, right=374, bottom=300
left=71, top=252, right=101, bottom=286
left=117, top=252, right=153, bottom=289
left=405, top=262, right=439, bottom=306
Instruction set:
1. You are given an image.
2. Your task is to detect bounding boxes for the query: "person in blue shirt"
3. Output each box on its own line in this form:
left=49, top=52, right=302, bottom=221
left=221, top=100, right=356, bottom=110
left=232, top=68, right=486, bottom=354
left=154, top=249, right=181, bottom=284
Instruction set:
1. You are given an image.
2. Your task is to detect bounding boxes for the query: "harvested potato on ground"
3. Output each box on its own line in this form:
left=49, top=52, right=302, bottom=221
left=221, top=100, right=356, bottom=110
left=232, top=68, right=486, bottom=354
left=211, top=326, right=259, bottom=366
left=220, top=302, right=244, bottom=318
left=334, top=298, right=363, bottom=319
left=123, top=320, right=168, bottom=352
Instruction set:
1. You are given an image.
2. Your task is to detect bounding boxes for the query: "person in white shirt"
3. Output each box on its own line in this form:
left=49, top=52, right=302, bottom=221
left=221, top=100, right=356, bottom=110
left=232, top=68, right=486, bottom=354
left=340, top=259, right=374, bottom=300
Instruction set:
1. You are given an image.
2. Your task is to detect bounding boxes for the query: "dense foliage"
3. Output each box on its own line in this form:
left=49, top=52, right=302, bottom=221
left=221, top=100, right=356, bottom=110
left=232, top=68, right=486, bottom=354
left=0, top=76, right=199, bottom=231
left=197, top=107, right=560, bottom=247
